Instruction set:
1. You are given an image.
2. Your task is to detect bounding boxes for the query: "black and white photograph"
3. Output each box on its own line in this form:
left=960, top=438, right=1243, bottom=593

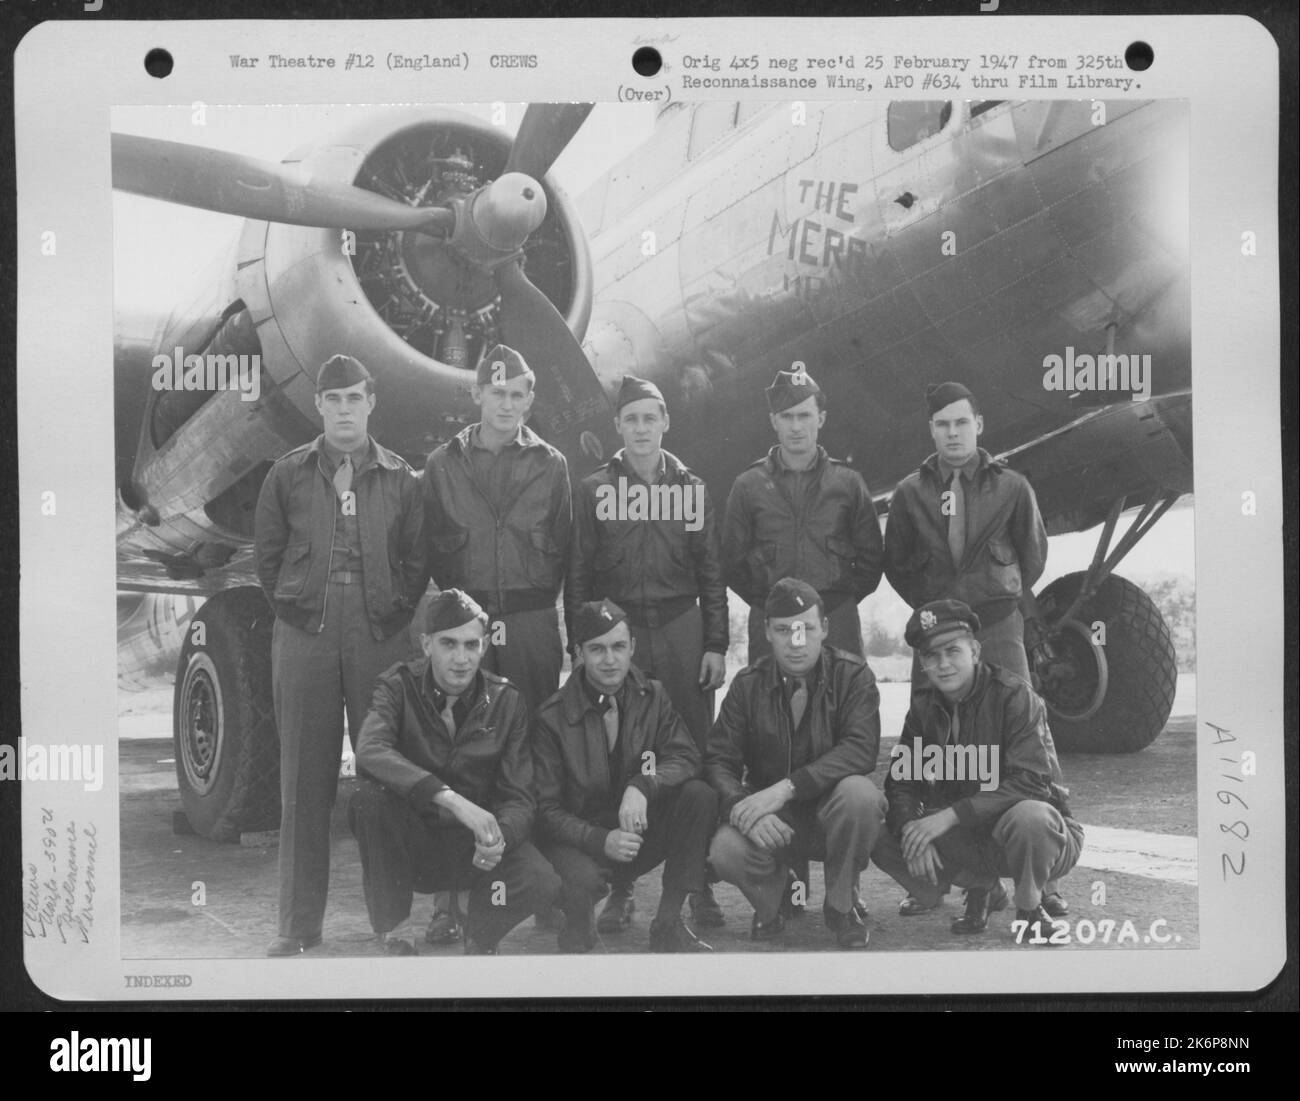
left=110, top=96, right=1197, bottom=960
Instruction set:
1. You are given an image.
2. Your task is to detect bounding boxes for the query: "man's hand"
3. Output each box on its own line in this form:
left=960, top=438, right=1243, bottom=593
left=618, top=786, right=649, bottom=834
left=901, top=807, right=958, bottom=862
left=604, top=829, right=643, bottom=864
left=906, top=842, right=945, bottom=886
left=473, top=836, right=505, bottom=871
left=730, top=781, right=793, bottom=834
left=746, top=814, right=794, bottom=852
left=698, top=652, right=726, bottom=690
left=436, top=791, right=502, bottom=848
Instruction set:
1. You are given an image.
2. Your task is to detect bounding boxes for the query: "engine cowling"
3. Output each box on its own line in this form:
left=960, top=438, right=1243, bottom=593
left=121, top=109, right=595, bottom=578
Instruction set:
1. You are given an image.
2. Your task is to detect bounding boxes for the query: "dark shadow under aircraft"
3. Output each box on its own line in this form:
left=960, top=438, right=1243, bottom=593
left=112, top=100, right=1191, bottom=839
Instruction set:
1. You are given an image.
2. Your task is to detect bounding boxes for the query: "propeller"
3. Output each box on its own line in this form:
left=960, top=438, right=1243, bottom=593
left=497, top=258, right=610, bottom=468
left=504, top=103, right=595, bottom=181
left=111, top=133, right=454, bottom=233
left=491, top=103, right=611, bottom=469
left=111, top=106, right=611, bottom=468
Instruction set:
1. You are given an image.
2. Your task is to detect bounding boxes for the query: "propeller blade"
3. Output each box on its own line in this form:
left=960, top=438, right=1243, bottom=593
left=111, top=133, right=454, bottom=233
left=503, top=103, right=595, bottom=181
left=496, top=259, right=612, bottom=473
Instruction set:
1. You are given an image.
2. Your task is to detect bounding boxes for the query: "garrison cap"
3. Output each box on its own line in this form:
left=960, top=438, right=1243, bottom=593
left=572, top=598, right=629, bottom=647
left=317, top=354, right=373, bottom=393
left=765, top=367, right=821, bottom=413
left=905, top=599, right=981, bottom=650
left=615, top=375, right=666, bottom=414
left=476, top=343, right=535, bottom=387
left=422, top=589, right=489, bottom=635
left=764, top=577, right=825, bottom=620
left=925, top=380, right=975, bottom=416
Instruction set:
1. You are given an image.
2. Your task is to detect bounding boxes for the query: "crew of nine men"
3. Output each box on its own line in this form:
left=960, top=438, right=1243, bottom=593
left=253, top=344, right=1083, bottom=956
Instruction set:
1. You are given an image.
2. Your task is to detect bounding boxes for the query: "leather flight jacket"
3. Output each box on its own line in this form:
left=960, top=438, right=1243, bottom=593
left=355, top=663, right=536, bottom=852
left=722, top=445, right=884, bottom=610
left=884, top=662, right=1077, bottom=836
left=532, top=664, right=702, bottom=859
left=422, top=424, right=571, bottom=615
left=883, top=448, right=1048, bottom=628
left=253, top=435, right=426, bottom=640
left=704, top=645, right=881, bottom=818
left=566, top=448, right=728, bottom=654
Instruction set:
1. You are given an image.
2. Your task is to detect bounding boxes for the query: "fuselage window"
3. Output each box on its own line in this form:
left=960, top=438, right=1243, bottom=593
left=886, top=101, right=953, bottom=152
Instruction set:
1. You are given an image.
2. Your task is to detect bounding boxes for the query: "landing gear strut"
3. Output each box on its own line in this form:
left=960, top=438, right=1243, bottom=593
left=1034, top=494, right=1181, bottom=753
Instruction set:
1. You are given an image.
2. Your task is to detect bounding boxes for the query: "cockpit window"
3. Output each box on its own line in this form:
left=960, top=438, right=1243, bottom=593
left=886, top=101, right=953, bottom=152
left=970, top=100, right=1007, bottom=119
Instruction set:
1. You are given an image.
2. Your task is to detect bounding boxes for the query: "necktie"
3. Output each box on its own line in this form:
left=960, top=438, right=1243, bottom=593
left=333, top=454, right=353, bottom=500
left=602, top=695, right=619, bottom=754
left=789, top=677, right=808, bottom=731
left=947, top=469, right=965, bottom=569
left=441, top=696, right=457, bottom=738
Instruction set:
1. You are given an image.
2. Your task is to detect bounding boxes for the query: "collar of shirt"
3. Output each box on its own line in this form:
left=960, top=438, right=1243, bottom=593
left=579, top=668, right=626, bottom=713
left=770, top=444, right=826, bottom=476
left=321, top=437, right=373, bottom=473
left=469, top=423, right=526, bottom=452
left=771, top=651, right=825, bottom=696
left=782, top=660, right=823, bottom=696
left=423, top=669, right=483, bottom=719
left=613, top=449, right=667, bottom=485
left=937, top=452, right=982, bottom=484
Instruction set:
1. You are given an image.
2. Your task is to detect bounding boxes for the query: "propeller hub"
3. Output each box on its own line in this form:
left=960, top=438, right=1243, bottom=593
left=469, top=172, right=548, bottom=253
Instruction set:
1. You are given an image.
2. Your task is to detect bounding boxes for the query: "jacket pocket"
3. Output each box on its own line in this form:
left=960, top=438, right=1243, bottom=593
left=986, top=539, right=1022, bottom=592
left=275, top=541, right=312, bottom=599
left=525, top=528, right=563, bottom=589
left=743, top=543, right=777, bottom=592
left=827, top=535, right=857, bottom=580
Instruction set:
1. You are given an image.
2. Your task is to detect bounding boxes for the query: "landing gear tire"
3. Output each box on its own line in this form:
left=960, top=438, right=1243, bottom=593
left=1036, top=572, right=1177, bottom=754
left=173, top=587, right=280, bottom=841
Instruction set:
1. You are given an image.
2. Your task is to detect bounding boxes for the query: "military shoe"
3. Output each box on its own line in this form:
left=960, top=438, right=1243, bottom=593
left=750, top=912, right=786, bottom=942
left=266, top=933, right=321, bottom=957
left=649, top=916, right=713, bottom=953
left=1041, top=891, right=1070, bottom=918
left=823, top=903, right=869, bottom=949
left=1015, top=905, right=1067, bottom=947
left=425, top=908, right=463, bottom=945
left=596, top=887, right=636, bottom=934
left=950, top=883, right=1009, bottom=935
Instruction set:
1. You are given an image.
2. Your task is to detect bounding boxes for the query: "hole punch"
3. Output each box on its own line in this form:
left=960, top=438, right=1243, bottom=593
left=632, top=47, right=662, bottom=77
left=144, top=48, right=174, bottom=78
left=1124, top=41, right=1153, bottom=71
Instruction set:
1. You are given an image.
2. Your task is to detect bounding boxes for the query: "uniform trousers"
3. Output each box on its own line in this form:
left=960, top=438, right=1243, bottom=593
left=272, top=579, right=414, bottom=939
left=481, top=604, right=563, bottom=714
left=538, top=779, right=717, bottom=942
left=627, top=605, right=714, bottom=751
left=747, top=599, right=863, bottom=664
left=708, top=775, right=887, bottom=920
left=871, top=800, right=1084, bottom=912
left=348, top=780, right=559, bottom=948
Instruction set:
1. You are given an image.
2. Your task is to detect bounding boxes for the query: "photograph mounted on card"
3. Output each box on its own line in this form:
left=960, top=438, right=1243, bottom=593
left=13, top=14, right=1284, bottom=1000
